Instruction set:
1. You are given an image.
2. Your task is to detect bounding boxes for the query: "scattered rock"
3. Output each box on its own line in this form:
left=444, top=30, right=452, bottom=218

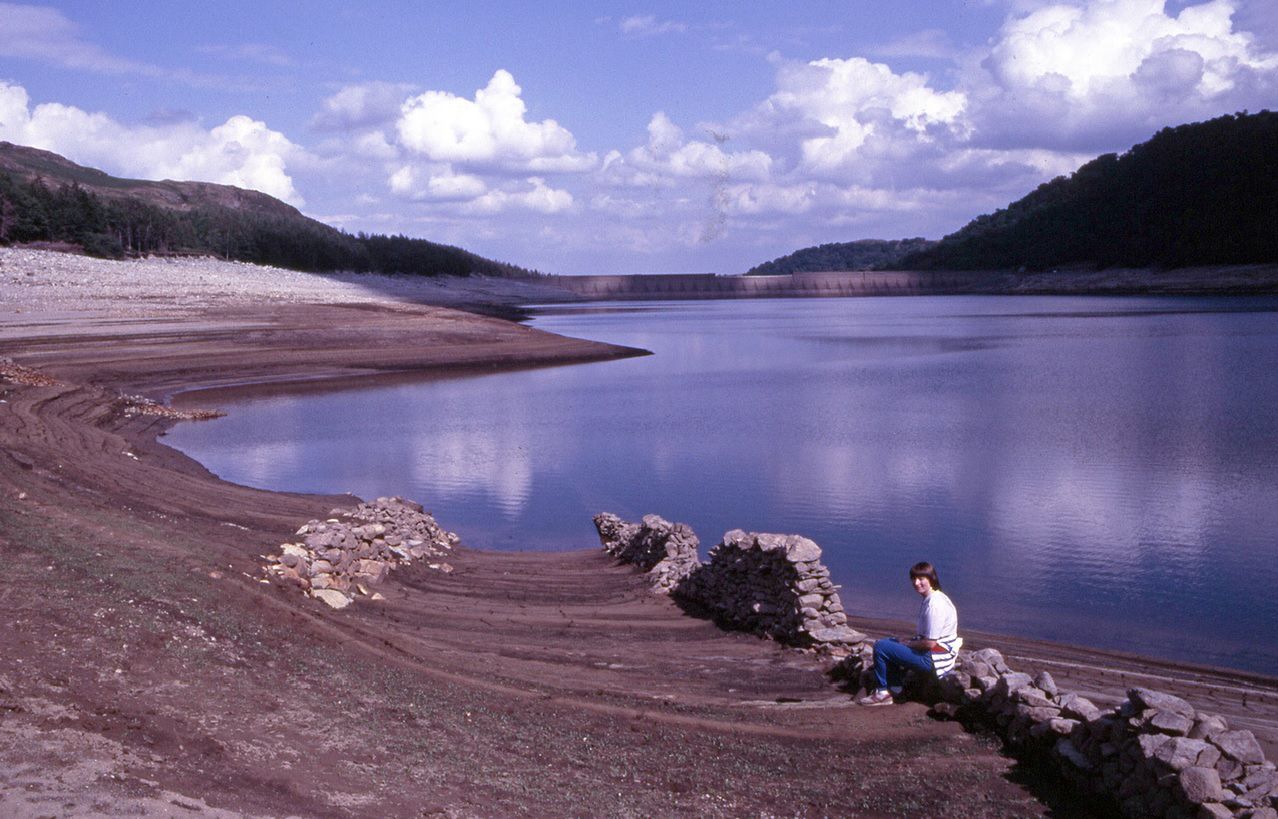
left=313, top=589, right=351, bottom=610
left=0, top=357, right=61, bottom=387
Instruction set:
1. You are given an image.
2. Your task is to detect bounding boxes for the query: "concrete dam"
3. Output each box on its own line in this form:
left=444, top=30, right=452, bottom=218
left=542, top=270, right=1006, bottom=300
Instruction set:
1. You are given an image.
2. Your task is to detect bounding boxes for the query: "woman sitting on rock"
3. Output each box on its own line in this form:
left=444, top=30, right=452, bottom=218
left=858, top=561, right=962, bottom=706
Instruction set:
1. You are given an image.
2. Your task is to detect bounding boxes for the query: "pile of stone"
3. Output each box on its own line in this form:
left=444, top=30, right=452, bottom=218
left=266, top=496, right=458, bottom=609
left=592, top=514, right=865, bottom=656
left=929, top=648, right=1278, bottom=817
left=593, top=512, right=700, bottom=593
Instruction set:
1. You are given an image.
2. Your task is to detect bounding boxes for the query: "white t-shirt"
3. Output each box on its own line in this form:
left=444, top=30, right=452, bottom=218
left=917, top=589, right=962, bottom=676
left=917, top=589, right=958, bottom=640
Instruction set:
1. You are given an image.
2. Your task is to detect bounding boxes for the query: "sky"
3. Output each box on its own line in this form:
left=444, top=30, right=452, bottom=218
left=0, top=1, right=1275, bottom=274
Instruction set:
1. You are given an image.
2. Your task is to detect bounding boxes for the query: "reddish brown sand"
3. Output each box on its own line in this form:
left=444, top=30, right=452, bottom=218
left=2, top=254, right=1276, bottom=816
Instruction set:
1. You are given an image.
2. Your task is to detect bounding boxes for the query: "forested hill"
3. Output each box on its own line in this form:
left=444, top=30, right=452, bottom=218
left=900, top=111, right=1278, bottom=271
left=0, top=141, right=530, bottom=277
left=744, top=238, right=935, bottom=276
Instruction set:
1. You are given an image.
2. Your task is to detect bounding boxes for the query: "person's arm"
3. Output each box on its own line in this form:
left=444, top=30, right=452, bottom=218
left=904, top=636, right=937, bottom=652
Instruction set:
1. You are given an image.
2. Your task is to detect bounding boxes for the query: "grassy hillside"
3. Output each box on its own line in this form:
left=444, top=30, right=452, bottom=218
left=0, top=142, right=531, bottom=277
left=900, top=111, right=1278, bottom=271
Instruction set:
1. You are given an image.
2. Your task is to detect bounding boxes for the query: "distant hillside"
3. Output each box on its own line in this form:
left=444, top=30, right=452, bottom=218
left=900, top=111, right=1278, bottom=271
left=744, top=238, right=935, bottom=276
left=0, top=142, right=530, bottom=277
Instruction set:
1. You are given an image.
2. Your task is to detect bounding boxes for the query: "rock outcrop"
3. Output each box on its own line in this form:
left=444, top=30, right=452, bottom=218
left=266, top=496, right=457, bottom=608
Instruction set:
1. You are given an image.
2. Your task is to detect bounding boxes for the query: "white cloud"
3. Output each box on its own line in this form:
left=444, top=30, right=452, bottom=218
left=619, top=15, right=688, bottom=36
left=0, top=2, right=156, bottom=74
left=985, top=0, right=1269, bottom=98
left=312, top=81, right=415, bottom=131
left=351, top=129, right=398, bottom=160
left=395, top=70, right=595, bottom=172
left=600, top=112, right=773, bottom=188
left=465, top=177, right=574, bottom=215
left=868, top=28, right=959, bottom=60
left=974, top=0, right=1278, bottom=148
left=760, top=57, right=968, bottom=175
left=385, top=161, right=572, bottom=214
left=388, top=163, right=487, bottom=202
left=0, top=81, right=304, bottom=204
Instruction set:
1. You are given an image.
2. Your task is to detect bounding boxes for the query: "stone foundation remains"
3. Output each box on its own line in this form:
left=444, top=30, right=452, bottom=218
left=593, top=513, right=865, bottom=655
left=925, top=648, right=1278, bottom=817
left=266, top=496, right=458, bottom=609
left=596, top=511, right=1277, bottom=817
left=593, top=512, right=699, bottom=593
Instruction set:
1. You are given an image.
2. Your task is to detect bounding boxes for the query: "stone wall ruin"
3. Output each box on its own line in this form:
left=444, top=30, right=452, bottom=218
left=597, top=510, right=1278, bottom=817
left=593, top=512, right=700, bottom=593
left=593, top=512, right=865, bottom=655
left=928, top=648, right=1278, bottom=817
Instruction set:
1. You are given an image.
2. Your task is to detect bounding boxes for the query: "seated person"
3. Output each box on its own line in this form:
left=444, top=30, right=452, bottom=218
left=859, top=561, right=962, bottom=706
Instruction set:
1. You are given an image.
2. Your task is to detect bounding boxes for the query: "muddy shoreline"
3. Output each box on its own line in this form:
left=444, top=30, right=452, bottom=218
left=2, top=248, right=1276, bottom=816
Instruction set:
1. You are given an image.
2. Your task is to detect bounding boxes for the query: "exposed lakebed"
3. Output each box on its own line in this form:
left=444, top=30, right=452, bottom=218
left=166, top=295, right=1278, bottom=675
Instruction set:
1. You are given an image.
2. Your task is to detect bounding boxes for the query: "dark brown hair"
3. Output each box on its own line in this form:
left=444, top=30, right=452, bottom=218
left=909, top=561, right=942, bottom=591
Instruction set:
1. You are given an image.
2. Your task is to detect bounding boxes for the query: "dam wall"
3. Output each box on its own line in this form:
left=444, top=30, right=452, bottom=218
left=544, top=270, right=1001, bottom=300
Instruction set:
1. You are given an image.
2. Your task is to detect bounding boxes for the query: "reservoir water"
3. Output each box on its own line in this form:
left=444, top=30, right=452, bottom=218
left=165, top=296, right=1278, bottom=675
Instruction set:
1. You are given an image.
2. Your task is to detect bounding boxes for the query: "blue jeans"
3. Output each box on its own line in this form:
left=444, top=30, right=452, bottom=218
left=873, top=637, right=934, bottom=690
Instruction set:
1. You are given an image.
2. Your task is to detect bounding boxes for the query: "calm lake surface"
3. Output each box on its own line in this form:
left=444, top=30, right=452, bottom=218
left=166, top=296, right=1278, bottom=675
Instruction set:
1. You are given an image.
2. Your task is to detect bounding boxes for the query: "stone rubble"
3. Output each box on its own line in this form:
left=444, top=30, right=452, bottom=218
left=593, top=513, right=866, bottom=657
left=0, top=357, right=61, bottom=387
left=114, top=393, right=225, bottom=421
left=266, top=497, right=458, bottom=608
left=925, top=648, right=1278, bottom=817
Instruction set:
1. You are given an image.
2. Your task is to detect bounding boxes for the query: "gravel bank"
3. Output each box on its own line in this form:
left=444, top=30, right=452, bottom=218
left=0, top=246, right=578, bottom=318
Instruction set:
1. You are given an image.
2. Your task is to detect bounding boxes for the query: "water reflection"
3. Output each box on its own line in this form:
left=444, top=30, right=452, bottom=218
left=166, top=296, right=1278, bottom=674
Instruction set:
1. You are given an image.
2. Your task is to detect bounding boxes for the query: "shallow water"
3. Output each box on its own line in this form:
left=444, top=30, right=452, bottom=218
left=166, top=295, right=1278, bottom=675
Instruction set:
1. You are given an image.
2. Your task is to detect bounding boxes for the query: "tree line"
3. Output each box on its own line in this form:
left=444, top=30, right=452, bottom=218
left=900, top=110, right=1278, bottom=271
left=745, top=238, right=935, bottom=276
left=0, top=171, right=532, bottom=277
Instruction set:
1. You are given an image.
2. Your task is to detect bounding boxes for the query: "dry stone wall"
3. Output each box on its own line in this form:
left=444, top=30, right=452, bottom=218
left=266, top=496, right=458, bottom=609
left=678, top=529, right=865, bottom=651
left=593, top=513, right=866, bottom=656
left=593, top=512, right=700, bottom=592
left=596, top=511, right=1277, bottom=816
left=928, top=648, right=1278, bottom=817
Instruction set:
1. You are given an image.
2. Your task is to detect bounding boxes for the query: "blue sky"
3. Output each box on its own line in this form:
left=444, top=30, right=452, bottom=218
left=1, top=1, right=1276, bottom=274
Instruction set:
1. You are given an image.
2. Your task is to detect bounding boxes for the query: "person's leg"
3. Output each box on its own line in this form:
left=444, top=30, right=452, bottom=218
left=873, top=637, right=934, bottom=690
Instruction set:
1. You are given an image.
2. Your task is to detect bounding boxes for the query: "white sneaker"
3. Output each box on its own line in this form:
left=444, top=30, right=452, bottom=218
left=857, top=689, right=895, bottom=706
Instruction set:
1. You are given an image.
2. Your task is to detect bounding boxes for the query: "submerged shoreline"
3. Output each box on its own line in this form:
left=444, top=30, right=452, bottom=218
left=2, top=247, right=1276, bottom=815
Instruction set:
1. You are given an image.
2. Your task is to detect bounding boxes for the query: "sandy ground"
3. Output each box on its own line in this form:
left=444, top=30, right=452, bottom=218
left=2, top=247, right=1276, bottom=817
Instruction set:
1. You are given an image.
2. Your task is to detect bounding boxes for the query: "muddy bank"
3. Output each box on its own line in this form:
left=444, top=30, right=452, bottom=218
left=1, top=249, right=1275, bottom=816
